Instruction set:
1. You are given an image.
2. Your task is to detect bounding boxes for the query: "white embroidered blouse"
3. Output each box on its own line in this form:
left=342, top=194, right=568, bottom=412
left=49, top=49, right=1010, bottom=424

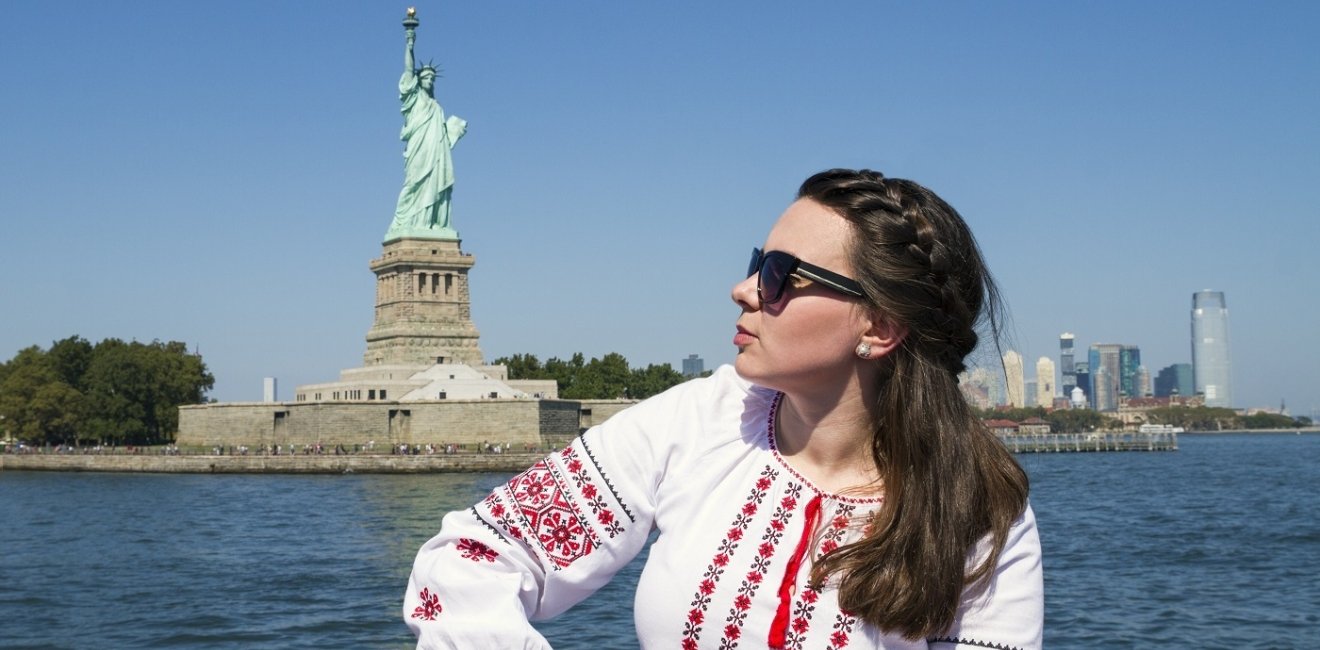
left=404, top=365, right=1043, bottom=649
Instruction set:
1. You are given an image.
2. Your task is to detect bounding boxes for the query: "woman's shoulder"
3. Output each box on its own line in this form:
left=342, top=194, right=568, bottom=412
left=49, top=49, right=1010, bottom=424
left=630, top=364, right=771, bottom=420
left=589, top=364, right=774, bottom=451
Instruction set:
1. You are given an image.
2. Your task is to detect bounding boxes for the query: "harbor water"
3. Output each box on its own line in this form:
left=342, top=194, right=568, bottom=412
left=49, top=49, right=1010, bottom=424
left=1, top=432, right=1317, bottom=649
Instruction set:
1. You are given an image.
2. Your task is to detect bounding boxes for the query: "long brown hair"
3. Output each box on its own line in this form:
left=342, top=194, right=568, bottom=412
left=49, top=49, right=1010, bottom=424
left=800, top=169, right=1029, bottom=639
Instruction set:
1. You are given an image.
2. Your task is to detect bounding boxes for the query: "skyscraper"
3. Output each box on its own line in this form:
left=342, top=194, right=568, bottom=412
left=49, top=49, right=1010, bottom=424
left=682, top=354, right=705, bottom=378
left=1002, top=350, right=1025, bottom=407
left=1089, top=344, right=1123, bottom=411
left=1118, top=345, right=1142, bottom=399
left=1073, top=361, right=1091, bottom=408
left=1154, top=363, right=1194, bottom=397
left=1192, top=290, right=1232, bottom=407
left=1036, top=356, right=1056, bottom=408
left=1059, top=333, right=1076, bottom=397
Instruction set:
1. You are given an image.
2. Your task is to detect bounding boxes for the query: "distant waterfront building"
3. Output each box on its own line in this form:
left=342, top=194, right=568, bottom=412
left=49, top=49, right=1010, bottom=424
left=682, top=354, right=705, bottom=378
left=1136, top=365, right=1151, bottom=398
left=263, top=377, right=277, bottom=402
left=1192, top=290, right=1233, bottom=407
left=1073, top=361, right=1091, bottom=407
left=1036, top=356, right=1056, bottom=408
left=1025, top=381, right=1037, bottom=407
left=958, top=366, right=996, bottom=409
left=1089, top=344, right=1123, bottom=411
left=1002, top=350, right=1025, bottom=407
left=1154, top=363, right=1194, bottom=398
left=1059, top=333, right=1076, bottom=397
left=1119, top=345, right=1142, bottom=399
left=1069, top=386, right=1087, bottom=409
left=1093, top=365, right=1114, bottom=412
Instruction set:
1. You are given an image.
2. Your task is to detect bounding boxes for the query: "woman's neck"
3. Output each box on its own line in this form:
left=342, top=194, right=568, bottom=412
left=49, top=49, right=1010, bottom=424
left=775, top=385, right=882, bottom=495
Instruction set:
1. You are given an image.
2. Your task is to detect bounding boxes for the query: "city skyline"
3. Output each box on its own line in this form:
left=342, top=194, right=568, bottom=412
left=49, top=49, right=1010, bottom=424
left=2, top=2, right=1318, bottom=414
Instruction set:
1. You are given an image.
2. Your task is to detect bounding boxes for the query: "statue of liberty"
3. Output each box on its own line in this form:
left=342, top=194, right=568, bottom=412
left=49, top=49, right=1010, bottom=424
left=385, top=8, right=467, bottom=241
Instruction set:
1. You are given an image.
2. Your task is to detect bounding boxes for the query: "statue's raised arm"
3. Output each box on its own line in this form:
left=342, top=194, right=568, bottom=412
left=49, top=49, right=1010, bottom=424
left=385, top=8, right=468, bottom=242
left=403, top=10, right=417, bottom=76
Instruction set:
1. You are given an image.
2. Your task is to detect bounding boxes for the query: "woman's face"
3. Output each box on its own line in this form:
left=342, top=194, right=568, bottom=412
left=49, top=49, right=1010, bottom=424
left=732, top=199, right=873, bottom=396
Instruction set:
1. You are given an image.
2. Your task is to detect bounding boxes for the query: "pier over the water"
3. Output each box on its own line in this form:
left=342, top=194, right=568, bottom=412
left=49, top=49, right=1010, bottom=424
left=998, top=431, right=1178, bottom=453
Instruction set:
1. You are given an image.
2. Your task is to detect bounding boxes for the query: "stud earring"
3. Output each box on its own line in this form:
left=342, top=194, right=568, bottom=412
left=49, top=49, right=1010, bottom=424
left=855, top=342, right=872, bottom=359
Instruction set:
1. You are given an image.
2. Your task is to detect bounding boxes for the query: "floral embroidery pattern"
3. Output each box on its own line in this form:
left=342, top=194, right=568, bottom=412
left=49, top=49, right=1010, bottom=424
left=781, top=502, right=855, bottom=647
left=784, top=587, right=820, bottom=649
left=456, top=537, right=499, bottom=562
left=563, top=444, right=625, bottom=538
left=510, top=458, right=598, bottom=568
left=580, top=436, right=636, bottom=522
left=721, top=481, right=801, bottom=649
left=411, top=587, right=442, bottom=621
left=826, top=610, right=858, bottom=650
left=818, top=504, right=856, bottom=557
left=471, top=437, right=630, bottom=570
left=483, top=492, right=526, bottom=542
left=681, top=465, right=777, bottom=650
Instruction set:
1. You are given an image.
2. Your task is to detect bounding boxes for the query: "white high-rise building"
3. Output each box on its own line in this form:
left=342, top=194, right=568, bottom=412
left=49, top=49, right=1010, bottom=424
left=1002, top=350, right=1025, bottom=407
left=1192, top=290, right=1232, bottom=407
left=1036, top=357, right=1056, bottom=408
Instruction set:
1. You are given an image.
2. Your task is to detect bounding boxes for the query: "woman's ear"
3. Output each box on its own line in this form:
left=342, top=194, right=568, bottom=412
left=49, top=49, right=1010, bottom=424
left=858, top=315, right=908, bottom=360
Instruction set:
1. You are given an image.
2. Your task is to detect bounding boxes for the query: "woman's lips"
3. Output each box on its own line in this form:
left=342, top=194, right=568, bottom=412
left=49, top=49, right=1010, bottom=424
left=733, top=327, right=756, bottom=347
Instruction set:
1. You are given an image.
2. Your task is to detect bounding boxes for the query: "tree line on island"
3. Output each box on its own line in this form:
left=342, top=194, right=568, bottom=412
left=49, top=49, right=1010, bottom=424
left=492, top=352, right=705, bottom=401
left=0, top=336, right=214, bottom=447
left=0, top=342, right=700, bottom=448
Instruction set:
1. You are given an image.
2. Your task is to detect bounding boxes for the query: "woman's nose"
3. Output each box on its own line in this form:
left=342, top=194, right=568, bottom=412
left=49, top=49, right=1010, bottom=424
left=731, top=274, right=760, bottom=311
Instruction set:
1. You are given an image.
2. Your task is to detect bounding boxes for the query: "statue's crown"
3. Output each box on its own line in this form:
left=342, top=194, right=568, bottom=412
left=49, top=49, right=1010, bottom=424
left=418, top=59, right=440, bottom=75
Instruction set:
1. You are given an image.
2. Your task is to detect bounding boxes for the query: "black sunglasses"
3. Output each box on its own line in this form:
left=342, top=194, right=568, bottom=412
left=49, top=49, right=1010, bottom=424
left=747, top=248, right=865, bottom=305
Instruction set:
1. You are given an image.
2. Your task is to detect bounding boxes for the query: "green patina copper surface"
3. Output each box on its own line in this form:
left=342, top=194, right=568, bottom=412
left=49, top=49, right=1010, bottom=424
left=385, top=9, right=466, bottom=242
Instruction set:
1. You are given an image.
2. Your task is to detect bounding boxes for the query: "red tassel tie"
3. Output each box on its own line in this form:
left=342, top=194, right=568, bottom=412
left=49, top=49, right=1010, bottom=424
left=768, top=492, right=822, bottom=649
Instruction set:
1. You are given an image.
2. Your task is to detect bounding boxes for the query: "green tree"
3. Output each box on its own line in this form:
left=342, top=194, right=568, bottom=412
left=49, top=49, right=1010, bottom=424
left=1240, top=412, right=1298, bottom=430
left=1145, top=405, right=1237, bottom=431
left=494, top=353, right=546, bottom=380
left=629, top=363, right=687, bottom=399
left=1044, top=409, right=1115, bottom=433
left=543, top=353, right=586, bottom=397
left=496, top=352, right=690, bottom=400
left=79, top=338, right=213, bottom=445
left=567, top=353, right=632, bottom=399
left=0, top=347, right=84, bottom=444
left=48, top=335, right=94, bottom=390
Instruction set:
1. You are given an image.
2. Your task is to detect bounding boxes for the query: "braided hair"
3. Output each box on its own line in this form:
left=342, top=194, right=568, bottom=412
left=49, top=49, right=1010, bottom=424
left=799, top=169, right=1028, bottom=639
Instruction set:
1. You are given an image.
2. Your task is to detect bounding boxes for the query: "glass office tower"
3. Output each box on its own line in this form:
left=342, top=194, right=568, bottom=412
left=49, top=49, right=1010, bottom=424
left=1191, top=290, right=1232, bottom=407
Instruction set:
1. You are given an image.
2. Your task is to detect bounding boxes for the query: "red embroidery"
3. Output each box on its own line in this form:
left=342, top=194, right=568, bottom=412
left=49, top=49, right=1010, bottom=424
left=749, top=483, right=797, bottom=644
left=784, top=587, right=820, bottom=650
left=411, top=587, right=442, bottom=621
left=779, top=495, right=837, bottom=648
left=478, top=439, right=631, bottom=570
left=826, top=611, right=858, bottom=650
left=562, top=445, right=625, bottom=538
left=682, top=465, right=777, bottom=649
left=742, top=482, right=802, bottom=649
left=456, top=538, right=498, bottom=562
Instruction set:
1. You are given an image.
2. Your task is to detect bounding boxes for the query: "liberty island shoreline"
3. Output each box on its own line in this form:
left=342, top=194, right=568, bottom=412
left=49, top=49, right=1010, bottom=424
left=13, top=430, right=1317, bottom=475
left=0, top=451, right=547, bottom=474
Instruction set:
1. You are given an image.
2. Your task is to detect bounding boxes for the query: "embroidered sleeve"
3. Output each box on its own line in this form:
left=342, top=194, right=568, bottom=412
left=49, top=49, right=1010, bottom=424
left=928, top=504, right=1045, bottom=650
left=404, top=391, right=676, bottom=648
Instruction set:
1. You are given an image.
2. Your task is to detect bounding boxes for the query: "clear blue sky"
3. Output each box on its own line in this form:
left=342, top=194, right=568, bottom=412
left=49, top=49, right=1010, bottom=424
left=3, top=1, right=1317, bottom=415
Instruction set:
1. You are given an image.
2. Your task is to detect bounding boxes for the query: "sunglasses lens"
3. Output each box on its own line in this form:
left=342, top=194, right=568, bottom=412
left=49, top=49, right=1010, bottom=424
left=760, top=252, right=791, bottom=304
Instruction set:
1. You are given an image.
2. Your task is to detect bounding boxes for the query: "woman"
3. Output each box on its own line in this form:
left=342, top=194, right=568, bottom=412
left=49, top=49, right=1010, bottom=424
left=404, top=169, right=1043, bottom=649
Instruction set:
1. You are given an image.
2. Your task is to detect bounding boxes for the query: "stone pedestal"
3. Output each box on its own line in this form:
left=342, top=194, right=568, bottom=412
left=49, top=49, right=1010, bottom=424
left=364, top=237, right=484, bottom=366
